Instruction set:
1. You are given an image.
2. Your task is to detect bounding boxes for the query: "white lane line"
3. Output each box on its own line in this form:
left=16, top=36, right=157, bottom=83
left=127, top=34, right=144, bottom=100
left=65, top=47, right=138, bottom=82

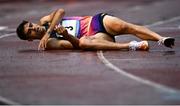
left=97, top=16, right=180, bottom=94
left=0, top=96, right=20, bottom=105
left=5, top=28, right=16, bottom=32
left=0, top=26, right=16, bottom=32
left=0, top=32, right=20, bottom=105
left=145, top=15, right=180, bottom=27
left=150, top=27, right=180, bottom=30
left=109, top=58, right=142, bottom=61
left=0, top=33, right=16, bottom=39
left=97, top=51, right=179, bottom=94
left=0, top=26, right=8, bottom=31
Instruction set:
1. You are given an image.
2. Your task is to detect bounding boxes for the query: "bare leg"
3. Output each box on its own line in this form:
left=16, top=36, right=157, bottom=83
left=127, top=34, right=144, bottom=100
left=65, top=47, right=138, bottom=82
left=79, top=33, right=129, bottom=50
left=103, top=15, right=175, bottom=48
left=79, top=33, right=148, bottom=50
left=103, top=15, right=163, bottom=41
left=125, top=24, right=175, bottom=48
left=125, top=23, right=164, bottom=41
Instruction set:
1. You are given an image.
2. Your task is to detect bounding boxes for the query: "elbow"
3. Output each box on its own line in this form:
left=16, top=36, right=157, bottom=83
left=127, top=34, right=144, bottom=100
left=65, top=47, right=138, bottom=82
left=57, top=9, right=65, bottom=16
left=79, top=42, right=87, bottom=49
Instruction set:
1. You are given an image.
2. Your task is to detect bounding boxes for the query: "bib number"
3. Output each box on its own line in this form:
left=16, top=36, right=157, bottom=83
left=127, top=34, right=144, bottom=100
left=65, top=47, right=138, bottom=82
left=60, top=20, right=80, bottom=37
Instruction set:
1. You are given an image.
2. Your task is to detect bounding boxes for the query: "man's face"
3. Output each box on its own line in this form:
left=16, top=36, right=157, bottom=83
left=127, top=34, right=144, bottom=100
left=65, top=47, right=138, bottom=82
left=24, top=22, right=45, bottom=41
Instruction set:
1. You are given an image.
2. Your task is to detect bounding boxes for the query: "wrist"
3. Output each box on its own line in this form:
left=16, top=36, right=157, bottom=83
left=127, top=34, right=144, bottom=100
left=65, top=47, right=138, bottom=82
left=47, top=31, right=52, bottom=35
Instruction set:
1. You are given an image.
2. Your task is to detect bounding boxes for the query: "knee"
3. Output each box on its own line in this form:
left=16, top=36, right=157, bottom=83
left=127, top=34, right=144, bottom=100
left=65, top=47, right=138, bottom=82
left=79, top=36, right=97, bottom=50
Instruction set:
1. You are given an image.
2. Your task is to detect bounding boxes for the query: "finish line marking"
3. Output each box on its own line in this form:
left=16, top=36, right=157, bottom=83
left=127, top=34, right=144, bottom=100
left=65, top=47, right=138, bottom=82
left=97, top=15, right=180, bottom=94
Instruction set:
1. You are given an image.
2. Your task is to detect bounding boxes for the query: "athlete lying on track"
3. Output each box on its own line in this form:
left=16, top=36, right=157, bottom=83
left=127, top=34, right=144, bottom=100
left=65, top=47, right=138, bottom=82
left=16, top=8, right=175, bottom=51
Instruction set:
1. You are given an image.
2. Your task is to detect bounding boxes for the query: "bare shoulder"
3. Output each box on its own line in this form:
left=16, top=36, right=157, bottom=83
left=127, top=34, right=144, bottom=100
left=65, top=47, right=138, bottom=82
left=39, top=15, right=50, bottom=25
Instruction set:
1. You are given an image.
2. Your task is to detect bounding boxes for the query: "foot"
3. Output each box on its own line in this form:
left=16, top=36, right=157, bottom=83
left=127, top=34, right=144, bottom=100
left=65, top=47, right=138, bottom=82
left=129, top=40, right=149, bottom=51
left=158, top=37, right=175, bottom=48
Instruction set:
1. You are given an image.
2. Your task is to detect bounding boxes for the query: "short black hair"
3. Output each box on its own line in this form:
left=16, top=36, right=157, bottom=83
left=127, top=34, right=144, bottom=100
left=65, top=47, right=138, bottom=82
left=16, top=20, right=29, bottom=40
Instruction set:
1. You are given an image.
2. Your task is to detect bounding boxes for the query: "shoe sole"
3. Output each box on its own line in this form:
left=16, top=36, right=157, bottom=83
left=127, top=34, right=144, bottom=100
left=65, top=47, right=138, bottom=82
left=164, top=37, right=175, bottom=48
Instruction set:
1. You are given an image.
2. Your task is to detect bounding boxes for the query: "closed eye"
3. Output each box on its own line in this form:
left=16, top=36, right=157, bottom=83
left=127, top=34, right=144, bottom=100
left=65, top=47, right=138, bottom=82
left=27, top=23, right=33, bottom=35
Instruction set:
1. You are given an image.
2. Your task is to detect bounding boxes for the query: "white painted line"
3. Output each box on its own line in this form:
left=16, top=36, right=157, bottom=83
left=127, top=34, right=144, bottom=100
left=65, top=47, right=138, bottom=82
left=145, top=16, right=180, bottom=27
left=0, top=26, right=16, bottom=32
left=27, top=10, right=39, bottom=15
left=128, top=5, right=142, bottom=12
left=97, top=51, right=179, bottom=94
left=109, top=58, right=141, bottom=61
left=0, top=33, right=16, bottom=39
left=150, top=27, right=180, bottom=30
left=5, top=28, right=16, bottom=32
left=97, top=15, right=180, bottom=94
left=0, top=96, right=20, bottom=105
left=0, top=26, right=8, bottom=31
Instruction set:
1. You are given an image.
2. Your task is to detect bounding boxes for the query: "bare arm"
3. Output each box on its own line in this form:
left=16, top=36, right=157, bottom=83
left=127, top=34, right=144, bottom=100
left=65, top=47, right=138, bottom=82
left=55, top=26, right=80, bottom=49
left=46, top=38, right=74, bottom=50
left=39, top=8, right=65, bottom=30
left=38, top=8, right=65, bottom=50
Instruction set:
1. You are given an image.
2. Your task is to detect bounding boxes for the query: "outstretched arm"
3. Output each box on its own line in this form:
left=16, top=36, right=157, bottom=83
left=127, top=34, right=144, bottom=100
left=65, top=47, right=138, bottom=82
left=38, top=8, right=65, bottom=50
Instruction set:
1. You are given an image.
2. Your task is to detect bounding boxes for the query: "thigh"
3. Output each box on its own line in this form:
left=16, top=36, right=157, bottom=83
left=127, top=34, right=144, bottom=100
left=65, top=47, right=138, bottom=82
left=103, top=15, right=130, bottom=35
left=91, top=32, right=115, bottom=42
left=79, top=33, right=115, bottom=48
left=79, top=33, right=128, bottom=50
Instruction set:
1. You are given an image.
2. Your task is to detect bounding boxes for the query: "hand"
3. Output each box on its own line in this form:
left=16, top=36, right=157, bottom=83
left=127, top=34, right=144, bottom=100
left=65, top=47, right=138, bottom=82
left=55, top=26, right=68, bottom=36
left=38, top=33, right=50, bottom=50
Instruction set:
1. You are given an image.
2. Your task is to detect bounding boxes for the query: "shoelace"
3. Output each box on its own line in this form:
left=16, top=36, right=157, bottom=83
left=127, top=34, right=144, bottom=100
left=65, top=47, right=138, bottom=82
left=129, top=41, right=139, bottom=51
left=158, top=38, right=164, bottom=46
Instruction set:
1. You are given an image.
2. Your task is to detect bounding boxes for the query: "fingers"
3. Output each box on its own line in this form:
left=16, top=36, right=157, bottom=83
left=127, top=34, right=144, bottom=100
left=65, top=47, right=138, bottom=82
left=38, top=37, right=48, bottom=51
left=56, top=27, right=62, bottom=34
left=38, top=40, right=45, bottom=51
left=38, top=42, right=41, bottom=51
left=54, top=25, right=58, bottom=31
left=55, top=26, right=67, bottom=35
left=38, top=32, right=51, bottom=51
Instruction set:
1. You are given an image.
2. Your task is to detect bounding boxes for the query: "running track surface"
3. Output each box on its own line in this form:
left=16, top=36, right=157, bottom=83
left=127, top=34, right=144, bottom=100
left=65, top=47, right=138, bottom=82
left=0, top=0, right=180, bottom=105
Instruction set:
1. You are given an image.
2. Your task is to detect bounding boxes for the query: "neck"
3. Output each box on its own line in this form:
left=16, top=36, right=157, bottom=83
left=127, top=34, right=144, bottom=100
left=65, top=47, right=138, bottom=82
left=38, top=26, right=46, bottom=39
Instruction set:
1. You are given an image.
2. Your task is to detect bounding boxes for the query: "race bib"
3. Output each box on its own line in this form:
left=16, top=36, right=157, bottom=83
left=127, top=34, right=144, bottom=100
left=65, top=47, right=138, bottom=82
left=57, top=20, right=80, bottom=37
